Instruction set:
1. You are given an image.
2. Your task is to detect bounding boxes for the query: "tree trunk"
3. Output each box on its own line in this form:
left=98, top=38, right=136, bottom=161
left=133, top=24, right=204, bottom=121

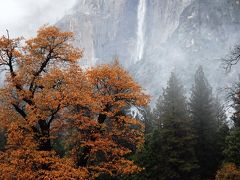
left=38, top=120, right=51, bottom=151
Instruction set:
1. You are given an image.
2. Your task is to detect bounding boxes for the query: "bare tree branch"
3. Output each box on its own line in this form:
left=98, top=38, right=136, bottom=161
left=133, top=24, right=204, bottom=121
left=222, top=45, right=240, bottom=71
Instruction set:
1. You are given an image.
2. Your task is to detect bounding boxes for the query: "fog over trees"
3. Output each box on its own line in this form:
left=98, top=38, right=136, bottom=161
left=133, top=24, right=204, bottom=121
left=1, top=1, right=240, bottom=179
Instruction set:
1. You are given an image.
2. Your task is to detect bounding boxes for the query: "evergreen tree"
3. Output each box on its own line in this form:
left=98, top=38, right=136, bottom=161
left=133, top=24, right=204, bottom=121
left=224, top=83, right=240, bottom=167
left=189, top=66, right=220, bottom=179
left=213, top=96, right=230, bottom=166
left=153, top=95, right=163, bottom=130
left=213, top=96, right=227, bottom=127
left=144, top=106, right=154, bottom=134
left=135, top=72, right=198, bottom=180
left=224, top=128, right=240, bottom=167
left=231, top=82, right=240, bottom=128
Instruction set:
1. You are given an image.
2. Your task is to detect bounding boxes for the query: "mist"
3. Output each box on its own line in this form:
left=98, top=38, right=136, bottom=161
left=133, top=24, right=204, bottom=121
left=0, top=0, right=239, bottom=104
left=1, top=1, right=240, bottom=179
left=0, top=0, right=77, bottom=85
left=0, top=0, right=76, bottom=37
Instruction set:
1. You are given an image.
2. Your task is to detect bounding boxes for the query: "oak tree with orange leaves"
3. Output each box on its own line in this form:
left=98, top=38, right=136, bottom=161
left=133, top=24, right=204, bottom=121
left=216, top=163, right=240, bottom=180
left=0, top=26, right=149, bottom=179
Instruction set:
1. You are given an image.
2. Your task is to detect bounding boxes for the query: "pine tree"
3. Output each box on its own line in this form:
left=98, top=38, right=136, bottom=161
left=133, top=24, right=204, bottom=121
left=189, top=66, right=220, bottom=179
left=213, top=96, right=230, bottom=171
left=224, top=82, right=240, bottom=167
left=152, top=95, right=163, bottom=130
left=144, top=106, right=154, bottom=134
left=135, top=72, right=198, bottom=180
left=224, top=129, right=240, bottom=167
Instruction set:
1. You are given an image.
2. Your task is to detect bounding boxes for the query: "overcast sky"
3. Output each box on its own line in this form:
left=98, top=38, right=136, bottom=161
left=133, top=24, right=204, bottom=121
left=0, top=0, right=76, bottom=38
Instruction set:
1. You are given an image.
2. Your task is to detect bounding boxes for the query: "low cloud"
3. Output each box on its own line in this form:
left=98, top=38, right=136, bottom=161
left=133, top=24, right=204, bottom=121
left=0, top=0, right=76, bottom=37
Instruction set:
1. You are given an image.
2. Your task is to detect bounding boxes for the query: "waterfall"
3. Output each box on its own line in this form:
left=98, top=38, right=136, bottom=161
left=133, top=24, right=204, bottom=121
left=136, top=0, right=146, bottom=62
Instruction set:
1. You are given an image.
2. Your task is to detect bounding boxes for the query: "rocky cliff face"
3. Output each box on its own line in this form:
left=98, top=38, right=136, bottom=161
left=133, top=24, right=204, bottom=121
left=57, top=0, right=240, bottom=102
left=145, top=0, right=192, bottom=52
left=132, top=0, right=240, bottom=101
left=57, top=0, right=138, bottom=66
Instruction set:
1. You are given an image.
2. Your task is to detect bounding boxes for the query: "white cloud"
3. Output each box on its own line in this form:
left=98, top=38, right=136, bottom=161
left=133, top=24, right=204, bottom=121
left=0, top=0, right=76, bottom=37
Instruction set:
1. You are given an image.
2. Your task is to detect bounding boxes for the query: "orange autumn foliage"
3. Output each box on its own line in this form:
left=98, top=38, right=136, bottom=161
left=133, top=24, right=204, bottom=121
left=0, top=26, right=149, bottom=179
left=215, top=163, right=240, bottom=180
left=67, top=62, right=149, bottom=177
